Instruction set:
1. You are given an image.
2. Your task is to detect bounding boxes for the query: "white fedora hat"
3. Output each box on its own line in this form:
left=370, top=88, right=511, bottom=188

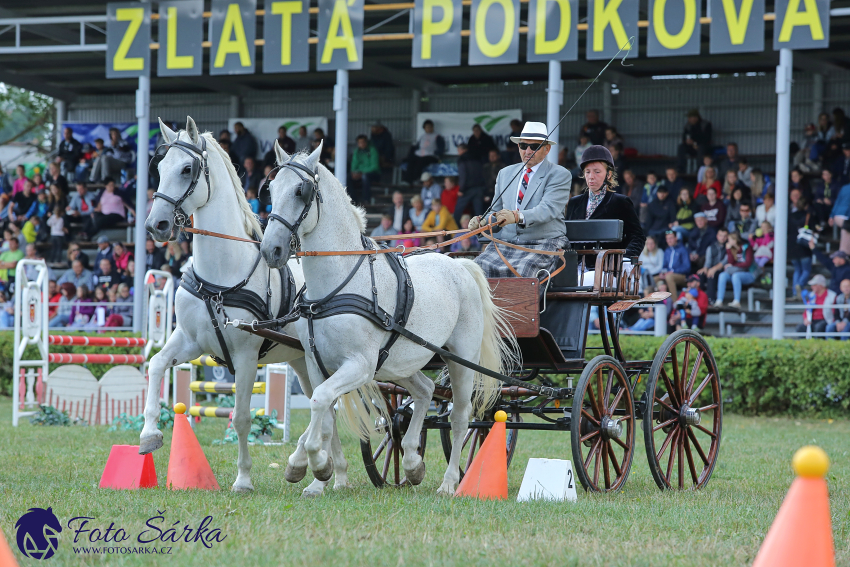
left=510, top=121, right=556, bottom=145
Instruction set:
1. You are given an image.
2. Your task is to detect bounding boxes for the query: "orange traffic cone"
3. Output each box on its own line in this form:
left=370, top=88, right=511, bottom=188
left=0, top=526, right=20, bottom=567
left=166, top=403, right=220, bottom=490
left=99, top=446, right=158, bottom=489
left=455, top=410, right=508, bottom=500
left=753, top=446, right=835, bottom=567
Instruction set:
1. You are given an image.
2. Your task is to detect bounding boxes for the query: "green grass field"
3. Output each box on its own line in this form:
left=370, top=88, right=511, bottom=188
left=1, top=397, right=847, bottom=566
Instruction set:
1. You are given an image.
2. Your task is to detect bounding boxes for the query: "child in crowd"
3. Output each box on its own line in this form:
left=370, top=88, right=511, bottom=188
left=750, top=221, right=775, bottom=267
left=246, top=188, right=260, bottom=215
left=398, top=218, right=421, bottom=248
left=47, top=206, right=66, bottom=263
left=35, top=192, right=50, bottom=219
left=675, top=287, right=703, bottom=329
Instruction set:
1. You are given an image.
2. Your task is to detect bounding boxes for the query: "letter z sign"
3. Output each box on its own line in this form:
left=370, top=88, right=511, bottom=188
left=107, top=3, right=151, bottom=78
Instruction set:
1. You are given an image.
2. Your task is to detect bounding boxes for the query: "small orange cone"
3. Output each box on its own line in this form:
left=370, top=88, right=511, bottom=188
left=99, top=446, right=158, bottom=489
left=166, top=403, right=220, bottom=490
left=753, top=446, right=835, bottom=567
left=0, top=526, right=20, bottom=567
left=455, top=410, right=508, bottom=500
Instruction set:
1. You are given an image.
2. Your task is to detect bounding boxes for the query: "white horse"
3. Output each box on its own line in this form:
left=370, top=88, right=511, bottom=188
left=260, top=141, right=518, bottom=494
left=143, top=116, right=353, bottom=497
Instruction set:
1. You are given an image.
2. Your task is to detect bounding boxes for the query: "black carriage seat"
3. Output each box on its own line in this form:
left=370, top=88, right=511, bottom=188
left=564, top=219, right=624, bottom=246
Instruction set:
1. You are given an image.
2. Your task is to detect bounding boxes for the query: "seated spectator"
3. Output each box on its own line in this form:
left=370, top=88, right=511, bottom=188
left=0, top=194, right=9, bottom=225
left=756, top=192, right=776, bottom=226
left=672, top=188, right=697, bottom=242
left=59, top=259, right=92, bottom=289
left=419, top=172, right=441, bottom=209
left=370, top=122, right=395, bottom=171
left=47, top=280, right=60, bottom=320
left=661, top=167, right=683, bottom=196
left=421, top=198, right=458, bottom=242
left=21, top=215, right=43, bottom=244
left=295, top=126, right=311, bottom=153
left=441, top=176, right=460, bottom=214
left=112, top=242, right=133, bottom=276
left=385, top=191, right=409, bottom=233
left=164, top=241, right=187, bottom=278
left=66, top=181, right=94, bottom=228
left=66, top=243, right=90, bottom=271
left=409, top=195, right=427, bottom=230
left=604, top=126, right=623, bottom=148
left=84, top=179, right=129, bottom=239
left=746, top=221, right=774, bottom=270
left=608, top=144, right=627, bottom=172
left=397, top=218, right=421, bottom=248
left=105, top=283, right=133, bottom=328
left=579, top=110, right=607, bottom=146
left=245, top=188, right=260, bottom=215
left=640, top=171, right=660, bottom=223
left=826, top=278, right=850, bottom=340
left=34, top=192, right=49, bottom=219
left=450, top=215, right=480, bottom=253
left=125, top=259, right=136, bottom=291
left=455, top=143, right=485, bottom=223
left=809, top=245, right=850, bottom=294
left=49, top=282, right=76, bottom=327
left=832, top=141, right=850, bottom=186
left=0, top=236, right=23, bottom=288
left=750, top=169, right=773, bottom=204
left=717, top=142, right=741, bottom=178
left=11, top=164, right=29, bottom=196
left=737, top=158, right=753, bottom=188
left=812, top=169, right=836, bottom=224
left=68, top=284, right=94, bottom=328
left=687, top=213, right=716, bottom=271
left=31, top=173, right=45, bottom=194
left=370, top=214, right=399, bottom=246
left=483, top=149, right=506, bottom=203
left=830, top=181, right=850, bottom=254
left=701, top=187, right=727, bottom=230
left=796, top=274, right=836, bottom=337
left=144, top=238, right=166, bottom=273
left=674, top=275, right=708, bottom=329
left=0, top=290, right=13, bottom=328
left=9, top=179, right=37, bottom=222
left=654, top=231, right=690, bottom=299
left=350, top=135, right=381, bottom=204
left=696, top=155, right=714, bottom=184
left=788, top=188, right=812, bottom=300
left=729, top=201, right=757, bottom=239
left=56, top=126, right=83, bottom=178
left=404, top=119, right=445, bottom=184
left=504, top=119, right=523, bottom=163
left=572, top=134, right=592, bottom=178
left=794, top=122, right=820, bottom=172
left=241, top=156, right=263, bottom=192
left=45, top=163, right=67, bottom=195
left=721, top=169, right=745, bottom=201
left=628, top=306, right=656, bottom=332
left=89, top=127, right=133, bottom=183
left=86, top=286, right=109, bottom=329
left=622, top=170, right=642, bottom=212
left=714, top=232, right=760, bottom=309
left=790, top=168, right=811, bottom=201
left=644, top=185, right=676, bottom=242
left=694, top=166, right=721, bottom=202
left=93, top=258, right=119, bottom=292
left=219, top=139, right=240, bottom=169
left=677, top=109, right=713, bottom=173
left=589, top=304, right=600, bottom=330
left=639, top=235, right=663, bottom=293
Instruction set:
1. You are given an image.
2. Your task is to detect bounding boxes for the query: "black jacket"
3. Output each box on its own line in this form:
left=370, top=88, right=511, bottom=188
left=645, top=196, right=677, bottom=234
left=458, top=152, right=485, bottom=190
left=566, top=191, right=646, bottom=259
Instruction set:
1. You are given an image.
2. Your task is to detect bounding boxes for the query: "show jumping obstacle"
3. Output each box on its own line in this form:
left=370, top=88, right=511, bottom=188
left=12, top=259, right=174, bottom=426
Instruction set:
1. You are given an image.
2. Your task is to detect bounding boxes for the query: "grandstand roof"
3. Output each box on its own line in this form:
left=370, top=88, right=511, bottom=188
left=1, top=0, right=850, bottom=99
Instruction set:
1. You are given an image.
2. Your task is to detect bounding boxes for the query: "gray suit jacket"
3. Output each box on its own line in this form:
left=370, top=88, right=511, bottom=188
left=489, top=160, right=571, bottom=241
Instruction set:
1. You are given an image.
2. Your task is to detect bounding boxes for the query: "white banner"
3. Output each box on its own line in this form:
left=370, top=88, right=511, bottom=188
left=415, top=110, right=522, bottom=155
left=227, top=117, right=330, bottom=159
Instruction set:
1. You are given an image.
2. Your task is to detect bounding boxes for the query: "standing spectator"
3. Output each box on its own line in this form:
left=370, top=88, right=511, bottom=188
left=644, top=185, right=676, bottom=242
left=370, top=122, right=395, bottom=171
left=796, top=274, right=836, bottom=337
left=89, top=128, right=132, bottom=183
left=698, top=227, right=729, bottom=301
left=756, top=192, right=777, bottom=226
left=677, top=109, right=713, bottom=173
left=661, top=167, right=683, bottom=196
left=47, top=206, right=66, bottom=263
left=404, top=120, right=444, bottom=183
left=370, top=214, right=399, bottom=246
left=0, top=236, right=23, bottom=288
left=58, top=259, right=92, bottom=289
left=826, top=278, right=850, bottom=340
left=687, top=213, right=715, bottom=270
left=241, top=157, right=263, bottom=192
left=717, top=142, right=741, bottom=176
left=483, top=149, right=506, bottom=202
left=21, top=215, right=42, bottom=244
left=454, top=143, right=485, bottom=223
left=144, top=239, right=166, bottom=273
left=812, top=169, right=836, bottom=224
left=84, top=179, right=129, bottom=238
left=701, top=187, right=727, bottom=230
left=715, top=232, right=759, bottom=309
left=729, top=202, right=757, bottom=239
left=263, top=126, right=295, bottom=167
left=350, top=135, right=381, bottom=204
left=579, top=110, right=608, bottom=146
left=503, top=119, right=523, bottom=164
left=419, top=172, right=441, bottom=209
left=788, top=188, right=812, bottom=300
left=56, top=127, right=82, bottom=176
left=440, top=176, right=460, bottom=214
left=695, top=166, right=722, bottom=202
left=384, top=191, right=409, bottom=233
left=409, top=195, right=427, bottom=230
left=295, top=126, right=311, bottom=153
left=809, top=245, right=850, bottom=294
left=231, top=122, right=258, bottom=165
left=466, top=124, right=497, bottom=162
left=421, top=198, right=458, bottom=241
left=672, top=187, right=697, bottom=243
left=655, top=231, right=690, bottom=299
left=639, top=235, right=664, bottom=293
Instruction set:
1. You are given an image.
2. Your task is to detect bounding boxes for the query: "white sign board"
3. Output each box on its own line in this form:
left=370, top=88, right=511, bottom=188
left=517, top=458, right=578, bottom=502
left=415, top=110, right=523, bottom=155
left=148, top=293, right=167, bottom=344
left=228, top=117, right=330, bottom=160
left=23, top=283, right=41, bottom=339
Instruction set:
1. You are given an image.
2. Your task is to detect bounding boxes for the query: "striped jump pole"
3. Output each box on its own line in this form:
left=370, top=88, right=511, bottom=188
left=188, top=406, right=265, bottom=418
left=190, top=355, right=265, bottom=368
left=48, top=335, right=147, bottom=347
left=47, top=354, right=148, bottom=365
left=190, top=381, right=266, bottom=395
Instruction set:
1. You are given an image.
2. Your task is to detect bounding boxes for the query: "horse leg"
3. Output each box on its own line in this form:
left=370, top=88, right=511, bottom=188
left=287, top=357, right=331, bottom=495
left=395, top=371, right=435, bottom=486
left=232, top=353, right=262, bottom=493
left=285, top=355, right=322, bottom=483
left=438, top=361, right=474, bottom=495
left=140, top=329, right=202, bottom=454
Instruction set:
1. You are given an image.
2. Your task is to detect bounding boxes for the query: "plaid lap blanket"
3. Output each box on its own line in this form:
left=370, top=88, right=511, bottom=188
left=474, top=236, right=568, bottom=279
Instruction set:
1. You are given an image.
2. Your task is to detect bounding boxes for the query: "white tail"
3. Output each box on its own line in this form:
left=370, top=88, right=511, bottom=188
left=335, top=382, right=391, bottom=441
left=458, top=259, right=521, bottom=418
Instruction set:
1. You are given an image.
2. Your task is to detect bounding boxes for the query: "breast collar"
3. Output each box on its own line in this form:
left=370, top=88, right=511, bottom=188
left=150, top=137, right=211, bottom=230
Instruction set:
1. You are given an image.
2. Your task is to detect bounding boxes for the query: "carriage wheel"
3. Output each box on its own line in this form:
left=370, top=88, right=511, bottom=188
left=438, top=401, right=520, bottom=479
left=643, top=330, right=722, bottom=490
left=570, top=355, right=635, bottom=493
left=360, top=392, right=427, bottom=488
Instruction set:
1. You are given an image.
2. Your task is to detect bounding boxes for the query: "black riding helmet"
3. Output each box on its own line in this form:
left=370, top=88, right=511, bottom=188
left=579, top=145, right=615, bottom=171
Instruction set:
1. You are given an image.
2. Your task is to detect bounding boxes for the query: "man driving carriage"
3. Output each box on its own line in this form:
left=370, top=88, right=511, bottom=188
left=467, top=121, right=571, bottom=278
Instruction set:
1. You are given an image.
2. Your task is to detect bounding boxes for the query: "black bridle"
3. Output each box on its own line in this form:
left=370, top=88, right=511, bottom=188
left=150, top=136, right=211, bottom=230
left=265, top=158, right=322, bottom=257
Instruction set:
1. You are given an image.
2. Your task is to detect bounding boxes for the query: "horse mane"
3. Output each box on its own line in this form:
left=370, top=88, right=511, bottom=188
left=196, top=131, right=264, bottom=239
left=313, top=157, right=367, bottom=234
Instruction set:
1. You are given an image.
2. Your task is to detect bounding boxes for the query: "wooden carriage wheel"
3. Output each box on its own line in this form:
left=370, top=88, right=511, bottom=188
left=438, top=401, right=520, bottom=479
left=643, top=330, right=722, bottom=490
left=360, top=392, right=428, bottom=488
left=570, top=355, right=636, bottom=493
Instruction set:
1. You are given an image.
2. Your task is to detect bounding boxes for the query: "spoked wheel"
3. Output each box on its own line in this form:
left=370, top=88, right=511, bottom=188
left=438, top=401, right=519, bottom=479
left=360, top=391, right=427, bottom=488
left=570, top=355, right=636, bottom=493
left=643, top=330, right=722, bottom=490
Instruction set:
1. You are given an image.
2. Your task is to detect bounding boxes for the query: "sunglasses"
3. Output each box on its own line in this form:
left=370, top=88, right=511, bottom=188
left=518, top=142, right=544, bottom=151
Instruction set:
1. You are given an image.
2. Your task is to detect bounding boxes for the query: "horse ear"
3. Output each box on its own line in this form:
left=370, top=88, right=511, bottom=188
left=186, top=116, right=200, bottom=145
left=306, top=140, right=322, bottom=171
left=159, top=118, right=176, bottom=144
left=274, top=139, right=290, bottom=165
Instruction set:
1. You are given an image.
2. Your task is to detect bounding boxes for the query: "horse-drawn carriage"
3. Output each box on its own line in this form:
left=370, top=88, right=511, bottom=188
left=361, top=220, right=722, bottom=494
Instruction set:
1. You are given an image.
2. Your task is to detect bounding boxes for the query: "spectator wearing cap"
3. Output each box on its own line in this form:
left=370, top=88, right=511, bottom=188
left=370, top=122, right=395, bottom=171
left=677, top=109, right=713, bottom=174
left=420, top=172, right=441, bottom=209
left=350, top=134, right=381, bottom=204
left=687, top=212, right=716, bottom=270
left=231, top=122, right=259, bottom=166
left=655, top=231, right=691, bottom=300
left=808, top=244, right=850, bottom=294
left=826, top=278, right=850, bottom=340
left=370, top=213, right=399, bottom=246
left=644, top=185, right=677, bottom=242
left=404, top=119, right=445, bottom=184
left=94, top=236, right=114, bottom=275
left=454, top=143, right=486, bottom=223
left=796, top=274, right=836, bottom=337
left=714, top=232, right=760, bottom=309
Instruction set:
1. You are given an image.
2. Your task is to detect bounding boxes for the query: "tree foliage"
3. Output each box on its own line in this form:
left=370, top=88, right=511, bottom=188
left=0, top=84, right=54, bottom=148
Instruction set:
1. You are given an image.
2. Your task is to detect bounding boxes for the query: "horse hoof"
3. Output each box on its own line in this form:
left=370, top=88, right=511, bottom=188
left=284, top=464, right=307, bottom=483
left=301, top=488, right=324, bottom=498
left=436, top=482, right=456, bottom=496
left=406, top=461, right=426, bottom=486
left=139, top=433, right=163, bottom=455
left=312, top=456, right=334, bottom=482
left=231, top=484, right=254, bottom=493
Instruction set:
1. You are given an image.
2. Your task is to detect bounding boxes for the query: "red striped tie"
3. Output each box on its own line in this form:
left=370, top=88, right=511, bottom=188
left=518, top=167, right=531, bottom=206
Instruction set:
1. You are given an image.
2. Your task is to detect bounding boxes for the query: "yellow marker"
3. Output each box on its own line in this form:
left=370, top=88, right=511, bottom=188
left=792, top=445, right=829, bottom=478
left=173, top=402, right=187, bottom=414
left=494, top=410, right=508, bottom=422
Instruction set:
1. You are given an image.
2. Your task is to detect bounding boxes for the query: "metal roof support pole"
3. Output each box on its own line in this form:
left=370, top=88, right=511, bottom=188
left=812, top=72, right=823, bottom=120
left=772, top=48, right=792, bottom=340
left=333, top=69, right=349, bottom=186
left=133, top=73, right=151, bottom=333
left=546, top=60, right=563, bottom=164
left=55, top=99, right=66, bottom=149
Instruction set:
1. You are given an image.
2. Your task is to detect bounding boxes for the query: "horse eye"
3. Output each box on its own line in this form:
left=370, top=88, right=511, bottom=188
left=182, top=165, right=191, bottom=174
